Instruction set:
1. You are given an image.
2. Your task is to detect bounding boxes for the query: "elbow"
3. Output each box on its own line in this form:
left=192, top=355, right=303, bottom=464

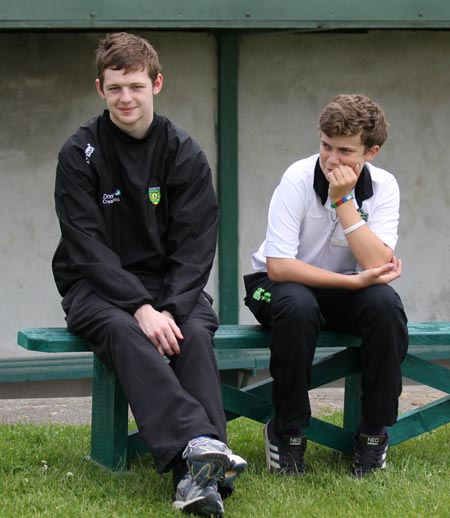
left=359, top=247, right=394, bottom=270
left=267, top=259, right=285, bottom=282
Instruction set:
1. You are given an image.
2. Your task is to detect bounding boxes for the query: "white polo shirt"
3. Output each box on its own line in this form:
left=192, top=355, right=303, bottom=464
left=252, top=154, right=400, bottom=274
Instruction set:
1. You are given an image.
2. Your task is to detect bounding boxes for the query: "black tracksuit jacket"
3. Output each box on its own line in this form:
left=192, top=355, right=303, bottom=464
left=52, top=110, right=219, bottom=323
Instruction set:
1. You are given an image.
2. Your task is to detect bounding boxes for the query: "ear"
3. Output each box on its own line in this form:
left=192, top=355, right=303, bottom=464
left=95, top=78, right=106, bottom=100
left=364, top=145, right=380, bottom=162
left=152, top=73, right=164, bottom=95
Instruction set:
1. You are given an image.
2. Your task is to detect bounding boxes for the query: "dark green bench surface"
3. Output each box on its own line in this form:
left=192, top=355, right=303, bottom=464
left=15, top=322, right=450, bottom=383
left=16, top=322, right=450, bottom=471
left=18, top=322, right=450, bottom=351
left=17, top=322, right=450, bottom=367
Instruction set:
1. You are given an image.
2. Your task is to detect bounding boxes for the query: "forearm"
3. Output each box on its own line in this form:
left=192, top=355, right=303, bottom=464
left=335, top=202, right=393, bottom=268
left=267, top=257, right=360, bottom=290
left=267, top=256, right=402, bottom=291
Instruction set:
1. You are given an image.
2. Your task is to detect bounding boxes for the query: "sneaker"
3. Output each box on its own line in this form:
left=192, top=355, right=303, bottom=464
left=173, top=472, right=224, bottom=517
left=353, top=432, right=389, bottom=478
left=219, top=451, right=248, bottom=490
left=183, top=437, right=247, bottom=489
left=264, top=419, right=307, bottom=475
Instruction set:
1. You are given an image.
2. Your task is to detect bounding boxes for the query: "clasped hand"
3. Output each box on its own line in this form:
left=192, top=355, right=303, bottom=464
left=134, top=304, right=183, bottom=356
left=357, top=257, right=403, bottom=288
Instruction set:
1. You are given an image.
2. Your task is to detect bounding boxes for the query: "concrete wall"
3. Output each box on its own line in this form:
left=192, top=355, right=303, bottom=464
left=1, top=29, right=450, bottom=359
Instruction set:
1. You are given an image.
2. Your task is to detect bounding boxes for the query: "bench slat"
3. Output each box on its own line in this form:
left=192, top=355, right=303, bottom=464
left=18, top=322, right=450, bottom=354
left=18, top=328, right=88, bottom=352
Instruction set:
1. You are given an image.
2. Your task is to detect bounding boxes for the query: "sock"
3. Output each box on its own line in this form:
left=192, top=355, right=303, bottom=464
left=358, top=419, right=386, bottom=437
left=283, top=428, right=302, bottom=437
left=275, top=417, right=302, bottom=438
left=172, top=460, right=188, bottom=490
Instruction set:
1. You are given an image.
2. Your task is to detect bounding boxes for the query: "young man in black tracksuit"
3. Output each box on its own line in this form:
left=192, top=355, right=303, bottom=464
left=52, top=32, right=246, bottom=517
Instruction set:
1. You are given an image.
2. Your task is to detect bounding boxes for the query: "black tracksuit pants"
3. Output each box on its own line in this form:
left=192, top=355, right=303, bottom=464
left=62, top=278, right=226, bottom=475
left=244, top=272, right=408, bottom=432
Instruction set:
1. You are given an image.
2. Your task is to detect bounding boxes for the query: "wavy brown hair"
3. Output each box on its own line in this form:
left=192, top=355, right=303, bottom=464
left=319, top=94, right=389, bottom=150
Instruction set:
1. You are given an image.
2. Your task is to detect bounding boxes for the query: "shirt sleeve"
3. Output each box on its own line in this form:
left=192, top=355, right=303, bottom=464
left=54, top=143, right=155, bottom=314
left=157, top=138, right=219, bottom=322
left=367, top=174, right=400, bottom=251
left=263, top=176, right=306, bottom=259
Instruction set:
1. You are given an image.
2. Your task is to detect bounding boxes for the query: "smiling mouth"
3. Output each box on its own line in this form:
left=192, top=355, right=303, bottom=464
left=119, top=107, right=136, bottom=114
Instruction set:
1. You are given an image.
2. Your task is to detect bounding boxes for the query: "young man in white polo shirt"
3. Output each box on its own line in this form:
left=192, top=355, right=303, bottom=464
left=244, top=94, right=408, bottom=478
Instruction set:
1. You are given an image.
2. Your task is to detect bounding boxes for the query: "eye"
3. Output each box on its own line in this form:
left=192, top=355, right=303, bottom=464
left=321, top=142, right=331, bottom=150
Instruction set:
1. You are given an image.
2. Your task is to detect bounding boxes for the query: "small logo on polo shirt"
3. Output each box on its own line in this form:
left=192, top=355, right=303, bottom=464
left=149, top=186, right=161, bottom=205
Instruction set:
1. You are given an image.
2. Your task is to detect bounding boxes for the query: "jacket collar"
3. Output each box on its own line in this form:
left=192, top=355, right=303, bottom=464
left=313, top=158, right=373, bottom=208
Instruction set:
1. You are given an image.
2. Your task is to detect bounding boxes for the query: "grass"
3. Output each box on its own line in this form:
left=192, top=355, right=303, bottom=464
left=1, top=411, right=450, bottom=517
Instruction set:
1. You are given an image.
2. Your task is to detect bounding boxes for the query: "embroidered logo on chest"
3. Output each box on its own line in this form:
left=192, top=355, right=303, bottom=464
left=148, top=186, right=161, bottom=205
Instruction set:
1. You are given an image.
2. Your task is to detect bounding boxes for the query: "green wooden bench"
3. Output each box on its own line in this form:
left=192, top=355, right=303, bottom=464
left=17, top=322, right=450, bottom=471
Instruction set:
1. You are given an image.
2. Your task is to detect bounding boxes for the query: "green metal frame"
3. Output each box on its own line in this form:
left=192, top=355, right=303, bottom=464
left=64, top=362, right=450, bottom=461
left=2, top=1, right=450, bottom=29
left=217, top=33, right=239, bottom=323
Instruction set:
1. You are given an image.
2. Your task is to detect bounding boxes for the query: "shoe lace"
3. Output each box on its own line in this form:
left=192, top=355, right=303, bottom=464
left=355, top=443, right=386, bottom=468
left=279, top=445, right=305, bottom=471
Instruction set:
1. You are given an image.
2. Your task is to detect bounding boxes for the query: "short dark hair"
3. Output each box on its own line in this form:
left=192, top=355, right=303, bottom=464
left=319, top=94, right=389, bottom=149
left=96, top=32, right=162, bottom=89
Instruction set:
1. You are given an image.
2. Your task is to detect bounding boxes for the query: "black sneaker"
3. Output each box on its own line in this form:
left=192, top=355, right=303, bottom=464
left=264, top=418, right=307, bottom=475
left=353, top=433, right=389, bottom=478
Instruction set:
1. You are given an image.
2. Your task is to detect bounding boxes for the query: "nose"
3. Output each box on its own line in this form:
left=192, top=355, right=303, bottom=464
left=120, top=87, right=132, bottom=103
left=327, top=150, right=340, bottom=167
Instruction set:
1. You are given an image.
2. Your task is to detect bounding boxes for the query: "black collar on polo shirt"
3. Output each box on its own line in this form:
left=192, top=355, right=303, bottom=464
left=313, top=158, right=373, bottom=208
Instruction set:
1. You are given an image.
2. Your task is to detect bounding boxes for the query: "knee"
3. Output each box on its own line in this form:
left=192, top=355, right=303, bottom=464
left=89, top=313, right=158, bottom=374
left=272, top=284, right=320, bottom=326
left=179, top=322, right=214, bottom=353
left=101, top=313, right=151, bottom=359
left=362, top=286, right=407, bottom=325
left=105, top=312, right=138, bottom=338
